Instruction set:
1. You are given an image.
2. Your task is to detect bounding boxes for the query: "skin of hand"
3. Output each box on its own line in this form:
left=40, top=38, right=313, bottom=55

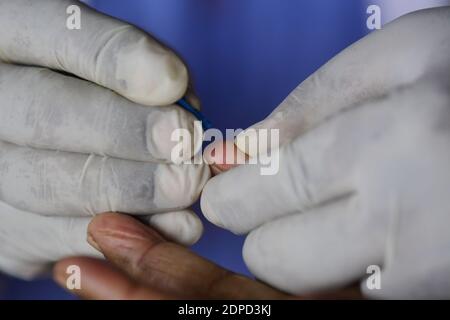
left=53, top=212, right=362, bottom=300
left=0, top=0, right=209, bottom=279
left=201, top=7, right=450, bottom=299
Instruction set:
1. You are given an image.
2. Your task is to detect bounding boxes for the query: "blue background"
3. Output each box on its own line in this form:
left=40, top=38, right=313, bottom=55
left=1, top=0, right=448, bottom=299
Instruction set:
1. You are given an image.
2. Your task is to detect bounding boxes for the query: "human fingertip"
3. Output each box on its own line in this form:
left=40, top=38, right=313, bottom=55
left=53, top=260, right=68, bottom=288
left=53, top=257, right=86, bottom=292
left=88, top=212, right=165, bottom=261
left=204, top=140, right=246, bottom=175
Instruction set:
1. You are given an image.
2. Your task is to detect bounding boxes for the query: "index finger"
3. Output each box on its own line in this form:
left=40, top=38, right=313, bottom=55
left=85, top=213, right=288, bottom=299
left=0, top=0, right=188, bottom=106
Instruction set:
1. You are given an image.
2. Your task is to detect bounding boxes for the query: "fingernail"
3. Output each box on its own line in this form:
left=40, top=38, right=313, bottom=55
left=87, top=233, right=101, bottom=252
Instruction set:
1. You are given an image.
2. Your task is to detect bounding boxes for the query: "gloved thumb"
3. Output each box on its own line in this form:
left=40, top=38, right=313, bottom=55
left=236, top=8, right=450, bottom=157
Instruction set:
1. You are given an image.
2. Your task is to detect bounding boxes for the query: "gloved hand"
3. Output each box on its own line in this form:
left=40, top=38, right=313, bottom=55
left=0, top=0, right=209, bottom=279
left=201, top=7, right=450, bottom=299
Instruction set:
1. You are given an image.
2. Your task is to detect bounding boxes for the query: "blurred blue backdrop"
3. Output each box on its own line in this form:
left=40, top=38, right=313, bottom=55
left=1, top=0, right=448, bottom=299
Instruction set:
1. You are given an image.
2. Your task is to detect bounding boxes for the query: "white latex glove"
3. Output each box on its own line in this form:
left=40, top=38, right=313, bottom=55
left=201, top=7, right=450, bottom=299
left=0, top=0, right=209, bottom=279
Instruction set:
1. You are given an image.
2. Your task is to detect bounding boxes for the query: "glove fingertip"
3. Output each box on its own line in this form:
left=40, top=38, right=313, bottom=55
left=146, top=211, right=204, bottom=246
